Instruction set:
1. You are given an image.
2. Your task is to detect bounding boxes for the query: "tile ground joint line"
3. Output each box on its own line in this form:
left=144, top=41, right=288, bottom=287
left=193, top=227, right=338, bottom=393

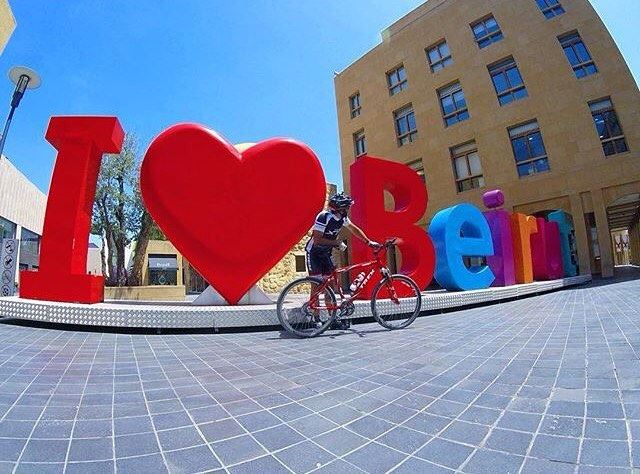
left=353, top=293, right=560, bottom=471
left=152, top=336, right=296, bottom=473
left=591, top=289, right=635, bottom=470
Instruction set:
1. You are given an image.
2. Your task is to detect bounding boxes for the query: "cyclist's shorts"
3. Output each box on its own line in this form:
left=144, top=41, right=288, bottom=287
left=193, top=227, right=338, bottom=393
left=307, top=245, right=335, bottom=276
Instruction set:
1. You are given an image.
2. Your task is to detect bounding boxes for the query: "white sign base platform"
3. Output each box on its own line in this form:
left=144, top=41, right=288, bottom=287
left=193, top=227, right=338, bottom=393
left=191, top=285, right=273, bottom=306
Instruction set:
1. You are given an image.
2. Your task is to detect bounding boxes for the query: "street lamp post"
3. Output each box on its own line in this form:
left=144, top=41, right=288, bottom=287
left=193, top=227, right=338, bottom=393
left=0, top=66, right=41, bottom=160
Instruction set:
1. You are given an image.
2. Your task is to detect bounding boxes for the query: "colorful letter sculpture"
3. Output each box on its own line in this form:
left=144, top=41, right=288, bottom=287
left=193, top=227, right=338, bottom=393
left=20, top=117, right=124, bottom=303
left=18, top=117, right=580, bottom=307
left=349, top=155, right=435, bottom=297
left=531, top=218, right=564, bottom=280
left=140, top=124, right=326, bottom=304
left=548, top=210, right=578, bottom=276
left=482, top=190, right=515, bottom=287
left=510, top=213, right=538, bottom=284
left=429, top=203, right=495, bottom=290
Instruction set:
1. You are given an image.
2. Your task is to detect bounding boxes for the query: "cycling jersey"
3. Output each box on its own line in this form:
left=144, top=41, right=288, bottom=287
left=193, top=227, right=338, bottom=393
left=305, top=210, right=350, bottom=275
left=305, top=211, right=350, bottom=252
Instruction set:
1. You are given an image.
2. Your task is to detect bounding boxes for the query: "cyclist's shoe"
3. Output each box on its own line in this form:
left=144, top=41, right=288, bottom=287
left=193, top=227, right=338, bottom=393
left=330, top=319, right=351, bottom=330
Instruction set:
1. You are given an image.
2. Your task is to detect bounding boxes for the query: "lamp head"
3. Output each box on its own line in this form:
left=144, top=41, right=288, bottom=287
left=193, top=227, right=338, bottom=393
left=8, top=66, right=41, bottom=90
left=8, top=67, right=40, bottom=108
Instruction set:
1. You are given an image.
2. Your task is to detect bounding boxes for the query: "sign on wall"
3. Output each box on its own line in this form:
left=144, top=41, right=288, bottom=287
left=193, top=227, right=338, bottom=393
left=1, top=238, right=18, bottom=297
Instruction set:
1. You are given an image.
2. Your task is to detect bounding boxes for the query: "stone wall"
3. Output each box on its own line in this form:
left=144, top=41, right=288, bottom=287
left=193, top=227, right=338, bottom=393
left=0, top=157, right=46, bottom=235
left=105, top=285, right=186, bottom=301
left=0, top=0, right=15, bottom=56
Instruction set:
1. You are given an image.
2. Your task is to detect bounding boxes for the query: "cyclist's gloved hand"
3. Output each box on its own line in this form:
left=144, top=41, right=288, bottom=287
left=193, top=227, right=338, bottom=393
left=368, top=240, right=382, bottom=248
left=338, top=241, right=348, bottom=252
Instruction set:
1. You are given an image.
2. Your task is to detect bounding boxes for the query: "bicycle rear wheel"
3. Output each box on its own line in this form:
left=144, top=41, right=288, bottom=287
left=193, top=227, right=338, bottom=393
left=371, top=274, right=422, bottom=329
left=276, top=277, right=337, bottom=338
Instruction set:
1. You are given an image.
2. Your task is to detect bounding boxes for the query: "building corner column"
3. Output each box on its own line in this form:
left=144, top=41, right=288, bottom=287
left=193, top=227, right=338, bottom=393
left=591, top=188, right=614, bottom=278
left=569, top=194, right=591, bottom=276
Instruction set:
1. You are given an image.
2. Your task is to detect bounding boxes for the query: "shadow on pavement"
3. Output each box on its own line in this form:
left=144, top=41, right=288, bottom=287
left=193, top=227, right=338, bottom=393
left=586, top=265, right=640, bottom=288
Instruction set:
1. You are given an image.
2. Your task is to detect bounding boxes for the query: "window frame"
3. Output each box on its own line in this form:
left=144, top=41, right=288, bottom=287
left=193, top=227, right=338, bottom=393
left=488, top=57, right=528, bottom=106
left=559, top=31, right=597, bottom=78
left=349, top=92, right=361, bottom=118
left=394, top=105, right=418, bottom=146
left=508, top=121, right=550, bottom=178
left=589, top=97, right=629, bottom=157
left=0, top=216, right=16, bottom=240
left=353, top=129, right=367, bottom=157
left=438, top=81, right=469, bottom=127
left=426, top=40, right=453, bottom=72
left=536, top=0, right=565, bottom=19
left=19, top=227, right=40, bottom=267
left=387, top=65, right=408, bottom=95
left=450, top=142, right=485, bottom=193
left=471, top=15, right=503, bottom=49
left=407, top=158, right=426, bottom=182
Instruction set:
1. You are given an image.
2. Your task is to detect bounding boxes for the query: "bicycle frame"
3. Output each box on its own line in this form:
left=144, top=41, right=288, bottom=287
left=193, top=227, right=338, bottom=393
left=307, top=245, right=398, bottom=311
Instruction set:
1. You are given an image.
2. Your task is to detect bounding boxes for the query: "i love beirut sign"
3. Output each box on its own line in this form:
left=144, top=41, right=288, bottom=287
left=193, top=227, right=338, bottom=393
left=19, top=116, right=577, bottom=305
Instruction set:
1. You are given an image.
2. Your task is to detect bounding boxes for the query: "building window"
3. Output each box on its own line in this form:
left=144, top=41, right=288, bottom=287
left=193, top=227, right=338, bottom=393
left=353, top=130, right=366, bottom=157
left=589, top=98, right=628, bottom=156
left=451, top=142, right=485, bottom=192
left=407, top=159, right=426, bottom=182
left=148, top=254, right=178, bottom=285
left=438, top=82, right=469, bottom=127
left=294, top=255, right=306, bottom=273
left=0, top=216, right=16, bottom=240
left=394, top=105, right=417, bottom=146
left=509, top=121, right=550, bottom=177
left=387, top=65, right=408, bottom=95
left=559, top=32, right=597, bottom=78
left=489, top=57, right=528, bottom=106
left=426, top=40, right=453, bottom=72
left=471, top=15, right=503, bottom=49
left=349, top=93, right=361, bottom=118
left=536, top=0, right=565, bottom=18
left=19, top=228, right=40, bottom=269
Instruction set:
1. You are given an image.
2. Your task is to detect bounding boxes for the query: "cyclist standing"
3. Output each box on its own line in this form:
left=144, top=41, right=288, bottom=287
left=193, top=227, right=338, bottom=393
left=306, top=192, right=380, bottom=329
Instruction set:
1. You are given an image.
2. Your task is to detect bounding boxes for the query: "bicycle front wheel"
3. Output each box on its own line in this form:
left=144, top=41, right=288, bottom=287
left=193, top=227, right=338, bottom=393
left=276, top=277, right=337, bottom=338
left=371, top=274, right=422, bottom=330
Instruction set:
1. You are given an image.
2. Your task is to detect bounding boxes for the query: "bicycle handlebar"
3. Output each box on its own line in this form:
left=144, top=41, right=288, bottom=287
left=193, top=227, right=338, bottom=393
left=373, top=238, right=398, bottom=255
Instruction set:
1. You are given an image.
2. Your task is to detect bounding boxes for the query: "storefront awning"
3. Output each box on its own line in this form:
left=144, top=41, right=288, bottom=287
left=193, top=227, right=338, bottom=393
left=148, top=255, right=178, bottom=270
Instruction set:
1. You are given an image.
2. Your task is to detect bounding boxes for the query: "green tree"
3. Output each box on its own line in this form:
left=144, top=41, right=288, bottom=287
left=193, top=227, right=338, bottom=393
left=92, top=134, right=155, bottom=286
left=128, top=189, right=166, bottom=286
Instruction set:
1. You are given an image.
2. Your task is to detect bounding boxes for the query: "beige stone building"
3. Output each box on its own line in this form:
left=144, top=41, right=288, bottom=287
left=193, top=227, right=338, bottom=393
left=0, top=0, right=15, bottom=55
left=0, top=156, right=46, bottom=282
left=335, top=0, right=639, bottom=278
left=105, top=240, right=186, bottom=301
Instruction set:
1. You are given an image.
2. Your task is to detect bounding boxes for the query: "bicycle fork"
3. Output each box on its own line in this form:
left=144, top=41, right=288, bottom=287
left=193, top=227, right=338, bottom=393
left=381, top=268, right=400, bottom=305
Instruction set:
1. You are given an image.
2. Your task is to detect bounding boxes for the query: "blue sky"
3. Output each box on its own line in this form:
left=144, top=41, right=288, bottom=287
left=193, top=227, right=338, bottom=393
left=0, top=0, right=638, bottom=194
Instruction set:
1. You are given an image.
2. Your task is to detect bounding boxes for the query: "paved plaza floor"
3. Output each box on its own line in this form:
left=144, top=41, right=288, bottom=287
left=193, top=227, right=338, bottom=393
left=0, top=273, right=638, bottom=473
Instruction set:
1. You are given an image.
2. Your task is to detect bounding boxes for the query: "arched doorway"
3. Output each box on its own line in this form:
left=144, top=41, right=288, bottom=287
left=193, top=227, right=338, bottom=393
left=606, top=193, right=640, bottom=275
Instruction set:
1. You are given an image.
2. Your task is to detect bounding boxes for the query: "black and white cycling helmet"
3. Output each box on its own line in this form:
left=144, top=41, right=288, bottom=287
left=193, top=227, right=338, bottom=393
left=329, top=192, right=354, bottom=210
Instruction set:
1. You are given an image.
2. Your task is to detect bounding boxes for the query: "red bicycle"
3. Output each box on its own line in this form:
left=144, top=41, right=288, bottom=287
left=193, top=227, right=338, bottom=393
left=276, top=239, right=422, bottom=338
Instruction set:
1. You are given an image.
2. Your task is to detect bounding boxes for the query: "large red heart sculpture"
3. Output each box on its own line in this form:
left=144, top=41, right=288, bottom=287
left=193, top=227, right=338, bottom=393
left=140, top=124, right=326, bottom=304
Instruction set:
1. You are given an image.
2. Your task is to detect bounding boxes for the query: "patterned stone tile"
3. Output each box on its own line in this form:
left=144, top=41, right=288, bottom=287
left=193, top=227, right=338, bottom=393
left=0, top=276, right=638, bottom=472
